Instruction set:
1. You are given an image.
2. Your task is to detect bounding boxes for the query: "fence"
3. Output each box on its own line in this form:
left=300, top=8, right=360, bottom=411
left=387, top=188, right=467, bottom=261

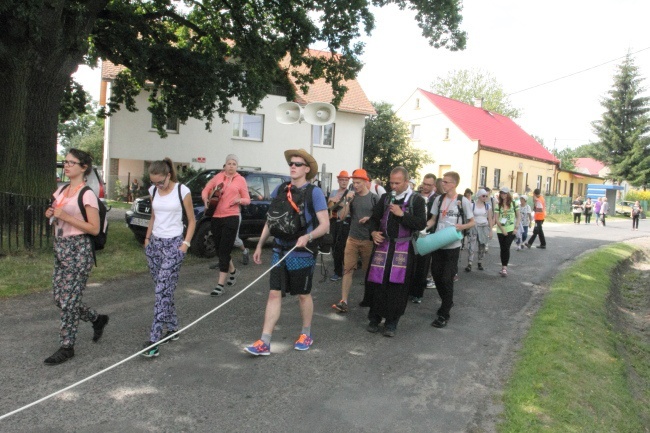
left=0, top=192, right=53, bottom=252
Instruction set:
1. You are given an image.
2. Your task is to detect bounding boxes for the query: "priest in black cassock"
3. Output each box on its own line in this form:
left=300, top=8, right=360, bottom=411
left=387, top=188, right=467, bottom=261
left=365, top=166, right=426, bottom=337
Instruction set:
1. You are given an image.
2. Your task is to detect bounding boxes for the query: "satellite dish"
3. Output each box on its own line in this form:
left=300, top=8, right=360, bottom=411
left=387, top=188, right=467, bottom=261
left=275, top=102, right=302, bottom=124
left=303, top=102, right=336, bottom=125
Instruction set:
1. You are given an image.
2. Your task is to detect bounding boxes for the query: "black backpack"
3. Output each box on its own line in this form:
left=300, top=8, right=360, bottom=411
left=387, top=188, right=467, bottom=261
left=267, top=182, right=316, bottom=240
left=61, top=184, right=109, bottom=265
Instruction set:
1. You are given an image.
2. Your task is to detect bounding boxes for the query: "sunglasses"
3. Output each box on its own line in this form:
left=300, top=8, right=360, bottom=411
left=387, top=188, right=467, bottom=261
left=480, top=195, right=488, bottom=197
left=288, top=161, right=307, bottom=167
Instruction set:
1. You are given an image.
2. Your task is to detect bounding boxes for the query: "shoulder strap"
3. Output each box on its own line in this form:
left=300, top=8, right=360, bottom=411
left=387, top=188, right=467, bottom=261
left=456, top=194, right=466, bottom=224
left=177, top=183, right=188, bottom=224
left=77, top=186, right=93, bottom=222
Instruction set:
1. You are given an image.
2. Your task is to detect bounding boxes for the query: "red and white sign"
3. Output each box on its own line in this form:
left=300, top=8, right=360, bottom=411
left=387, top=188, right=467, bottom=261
left=196, top=157, right=206, bottom=163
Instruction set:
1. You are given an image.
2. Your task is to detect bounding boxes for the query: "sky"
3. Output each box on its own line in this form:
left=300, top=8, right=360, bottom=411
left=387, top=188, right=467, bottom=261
left=74, top=0, right=650, bottom=151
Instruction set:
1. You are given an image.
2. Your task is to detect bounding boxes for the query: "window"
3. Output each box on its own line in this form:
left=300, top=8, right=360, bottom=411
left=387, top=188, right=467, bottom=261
left=556, top=179, right=561, bottom=194
left=312, top=124, right=335, bottom=148
left=493, top=168, right=501, bottom=188
left=415, top=98, right=420, bottom=109
left=479, top=166, right=487, bottom=187
left=246, top=175, right=265, bottom=201
left=151, top=115, right=179, bottom=133
left=232, top=112, right=264, bottom=141
left=578, top=183, right=583, bottom=196
left=536, top=175, right=542, bottom=190
left=563, top=180, right=567, bottom=195
left=410, top=124, right=421, bottom=140
left=546, top=177, right=552, bottom=194
left=267, top=177, right=286, bottom=200
left=443, top=128, right=450, bottom=140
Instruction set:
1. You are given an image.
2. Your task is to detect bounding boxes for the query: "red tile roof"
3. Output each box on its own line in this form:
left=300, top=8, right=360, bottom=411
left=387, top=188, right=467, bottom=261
left=573, top=158, right=605, bottom=176
left=418, top=89, right=558, bottom=164
left=101, top=53, right=375, bottom=115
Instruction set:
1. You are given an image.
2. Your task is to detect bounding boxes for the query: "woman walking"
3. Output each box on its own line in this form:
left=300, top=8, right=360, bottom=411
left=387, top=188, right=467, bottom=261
left=494, top=187, right=520, bottom=277
left=584, top=197, right=593, bottom=224
left=465, top=189, right=493, bottom=272
left=515, top=195, right=533, bottom=250
left=600, top=197, right=609, bottom=227
left=201, top=155, right=250, bottom=296
left=594, top=197, right=602, bottom=226
left=141, top=158, right=196, bottom=357
left=43, top=149, right=109, bottom=365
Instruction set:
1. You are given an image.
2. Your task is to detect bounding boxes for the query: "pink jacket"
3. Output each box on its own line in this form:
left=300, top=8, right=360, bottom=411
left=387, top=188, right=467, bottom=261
left=201, top=172, right=251, bottom=218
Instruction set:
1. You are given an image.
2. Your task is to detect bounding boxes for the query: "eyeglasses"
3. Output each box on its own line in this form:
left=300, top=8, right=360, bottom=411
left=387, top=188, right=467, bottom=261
left=288, top=161, right=307, bottom=167
left=152, top=175, right=169, bottom=188
left=62, top=160, right=81, bottom=167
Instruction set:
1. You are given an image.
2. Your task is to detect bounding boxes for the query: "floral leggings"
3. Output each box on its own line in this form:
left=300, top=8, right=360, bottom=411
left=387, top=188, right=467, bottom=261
left=146, top=235, right=186, bottom=343
left=52, top=235, right=97, bottom=348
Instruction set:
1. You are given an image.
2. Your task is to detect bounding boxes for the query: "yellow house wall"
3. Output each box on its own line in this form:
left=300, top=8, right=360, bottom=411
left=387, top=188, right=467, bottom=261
left=477, top=150, right=556, bottom=196
left=556, top=171, right=603, bottom=197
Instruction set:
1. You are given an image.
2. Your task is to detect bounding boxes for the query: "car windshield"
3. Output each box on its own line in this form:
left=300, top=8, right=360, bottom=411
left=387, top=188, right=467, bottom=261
left=185, top=171, right=218, bottom=196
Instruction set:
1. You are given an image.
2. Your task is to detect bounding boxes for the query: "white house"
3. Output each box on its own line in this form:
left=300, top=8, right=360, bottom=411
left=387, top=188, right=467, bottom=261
left=100, top=53, right=375, bottom=199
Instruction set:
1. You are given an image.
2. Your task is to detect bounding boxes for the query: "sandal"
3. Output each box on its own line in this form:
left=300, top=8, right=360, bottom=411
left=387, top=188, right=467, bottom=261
left=227, top=268, right=239, bottom=287
left=210, top=285, right=225, bottom=297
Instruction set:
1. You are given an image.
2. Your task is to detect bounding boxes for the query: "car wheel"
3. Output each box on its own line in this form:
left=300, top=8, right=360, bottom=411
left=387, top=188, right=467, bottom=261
left=192, top=222, right=216, bottom=258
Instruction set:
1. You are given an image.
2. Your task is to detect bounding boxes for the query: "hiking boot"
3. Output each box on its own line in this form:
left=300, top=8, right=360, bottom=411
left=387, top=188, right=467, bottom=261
left=477, top=263, right=484, bottom=271
left=367, top=322, right=380, bottom=333
left=241, top=248, right=250, bottom=265
left=159, top=330, right=179, bottom=344
left=227, top=268, right=239, bottom=286
left=332, top=300, right=349, bottom=313
left=431, top=316, right=448, bottom=328
left=294, top=334, right=313, bottom=351
left=92, top=314, right=109, bottom=342
left=141, top=341, right=159, bottom=358
left=465, top=264, right=472, bottom=272
left=244, top=340, right=271, bottom=356
left=383, top=328, right=396, bottom=337
left=44, top=347, right=74, bottom=365
left=411, top=296, right=422, bottom=304
left=525, top=243, right=532, bottom=249
left=211, top=285, right=225, bottom=297
left=536, top=245, right=546, bottom=249
left=329, top=274, right=341, bottom=282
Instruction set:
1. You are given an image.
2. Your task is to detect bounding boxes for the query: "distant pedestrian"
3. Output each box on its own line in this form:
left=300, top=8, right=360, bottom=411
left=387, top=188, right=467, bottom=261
left=43, top=149, right=110, bottom=365
left=572, top=196, right=584, bottom=224
left=526, top=188, right=546, bottom=249
left=632, top=200, right=641, bottom=230
left=494, top=187, right=520, bottom=277
left=594, top=197, right=602, bottom=226
left=600, top=197, right=609, bottom=227
left=465, top=189, right=493, bottom=272
left=584, top=198, right=594, bottom=224
left=141, top=158, right=196, bottom=358
left=328, top=171, right=351, bottom=282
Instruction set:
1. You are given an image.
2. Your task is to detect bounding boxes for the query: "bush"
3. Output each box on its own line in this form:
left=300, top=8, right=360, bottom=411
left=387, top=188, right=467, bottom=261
left=625, top=189, right=650, bottom=201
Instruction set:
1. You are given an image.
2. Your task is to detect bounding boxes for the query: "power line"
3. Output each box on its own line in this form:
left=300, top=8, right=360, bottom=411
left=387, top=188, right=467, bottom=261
left=508, top=46, right=650, bottom=96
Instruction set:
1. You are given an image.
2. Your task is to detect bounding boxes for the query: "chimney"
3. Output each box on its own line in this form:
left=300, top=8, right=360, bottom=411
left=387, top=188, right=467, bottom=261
left=473, top=97, right=483, bottom=108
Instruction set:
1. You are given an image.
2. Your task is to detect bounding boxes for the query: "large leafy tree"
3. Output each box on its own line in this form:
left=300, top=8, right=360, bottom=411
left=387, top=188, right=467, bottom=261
left=363, top=101, right=432, bottom=181
left=59, top=100, right=105, bottom=163
left=0, top=0, right=466, bottom=197
left=431, top=68, right=521, bottom=118
left=591, top=53, right=650, bottom=185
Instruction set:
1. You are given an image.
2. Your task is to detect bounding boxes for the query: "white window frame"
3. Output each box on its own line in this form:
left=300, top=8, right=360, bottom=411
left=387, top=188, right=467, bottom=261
left=546, top=177, right=552, bottom=194
left=493, top=168, right=501, bottom=188
left=536, top=175, right=542, bottom=190
left=312, top=123, right=335, bottom=148
left=479, top=166, right=487, bottom=187
left=232, top=112, right=264, bottom=141
left=411, top=124, right=421, bottom=140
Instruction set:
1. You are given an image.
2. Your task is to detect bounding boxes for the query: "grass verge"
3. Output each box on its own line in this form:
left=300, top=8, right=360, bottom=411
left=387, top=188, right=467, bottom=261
left=0, top=223, right=206, bottom=298
left=499, top=243, right=649, bottom=432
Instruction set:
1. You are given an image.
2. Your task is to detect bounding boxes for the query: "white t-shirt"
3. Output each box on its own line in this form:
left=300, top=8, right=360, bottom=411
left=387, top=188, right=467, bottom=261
left=473, top=202, right=489, bottom=225
left=149, top=183, right=191, bottom=238
left=431, top=195, right=474, bottom=249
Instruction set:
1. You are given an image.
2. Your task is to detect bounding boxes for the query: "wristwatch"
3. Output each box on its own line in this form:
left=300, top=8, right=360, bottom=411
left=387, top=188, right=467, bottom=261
left=182, top=241, right=191, bottom=248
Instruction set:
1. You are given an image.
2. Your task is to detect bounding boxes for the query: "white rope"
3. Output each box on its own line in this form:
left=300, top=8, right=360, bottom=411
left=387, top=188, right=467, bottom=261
left=0, top=245, right=297, bottom=422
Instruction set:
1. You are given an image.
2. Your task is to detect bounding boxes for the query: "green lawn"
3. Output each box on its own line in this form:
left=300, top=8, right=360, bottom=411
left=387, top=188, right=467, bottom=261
left=499, top=243, right=649, bottom=432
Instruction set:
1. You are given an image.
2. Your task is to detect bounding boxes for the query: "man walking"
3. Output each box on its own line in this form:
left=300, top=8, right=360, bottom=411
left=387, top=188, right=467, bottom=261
left=328, top=171, right=351, bottom=281
left=244, top=149, right=329, bottom=356
left=332, top=169, right=377, bottom=313
left=366, top=167, right=426, bottom=337
left=409, top=173, right=437, bottom=303
left=426, top=171, right=475, bottom=328
left=526, top=188, right=546, bottom=249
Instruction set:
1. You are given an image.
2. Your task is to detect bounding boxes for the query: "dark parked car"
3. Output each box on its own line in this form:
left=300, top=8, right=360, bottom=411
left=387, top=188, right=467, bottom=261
left=125, top=169, right=290, bottom=257
left=57, top=161, right=108, bottom=204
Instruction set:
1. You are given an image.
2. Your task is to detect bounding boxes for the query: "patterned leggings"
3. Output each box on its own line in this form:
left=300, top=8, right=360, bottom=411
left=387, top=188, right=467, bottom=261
left=52, top=235, right=96, bottom=348
left=146, top=235, right=186, bottom=342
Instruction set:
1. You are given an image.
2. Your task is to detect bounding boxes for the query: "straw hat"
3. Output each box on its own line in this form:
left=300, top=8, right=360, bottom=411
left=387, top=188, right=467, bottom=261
left=283, top=149, right=318, bottom=180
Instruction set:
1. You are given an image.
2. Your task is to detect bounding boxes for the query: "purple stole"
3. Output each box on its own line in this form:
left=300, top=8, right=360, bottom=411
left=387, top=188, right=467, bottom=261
left=368, top=195, right=413, bottom=284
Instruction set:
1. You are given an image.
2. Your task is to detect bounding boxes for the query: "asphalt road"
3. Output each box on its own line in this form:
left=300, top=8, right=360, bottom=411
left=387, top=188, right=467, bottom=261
left=0, top=217, right=646, bottom=432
